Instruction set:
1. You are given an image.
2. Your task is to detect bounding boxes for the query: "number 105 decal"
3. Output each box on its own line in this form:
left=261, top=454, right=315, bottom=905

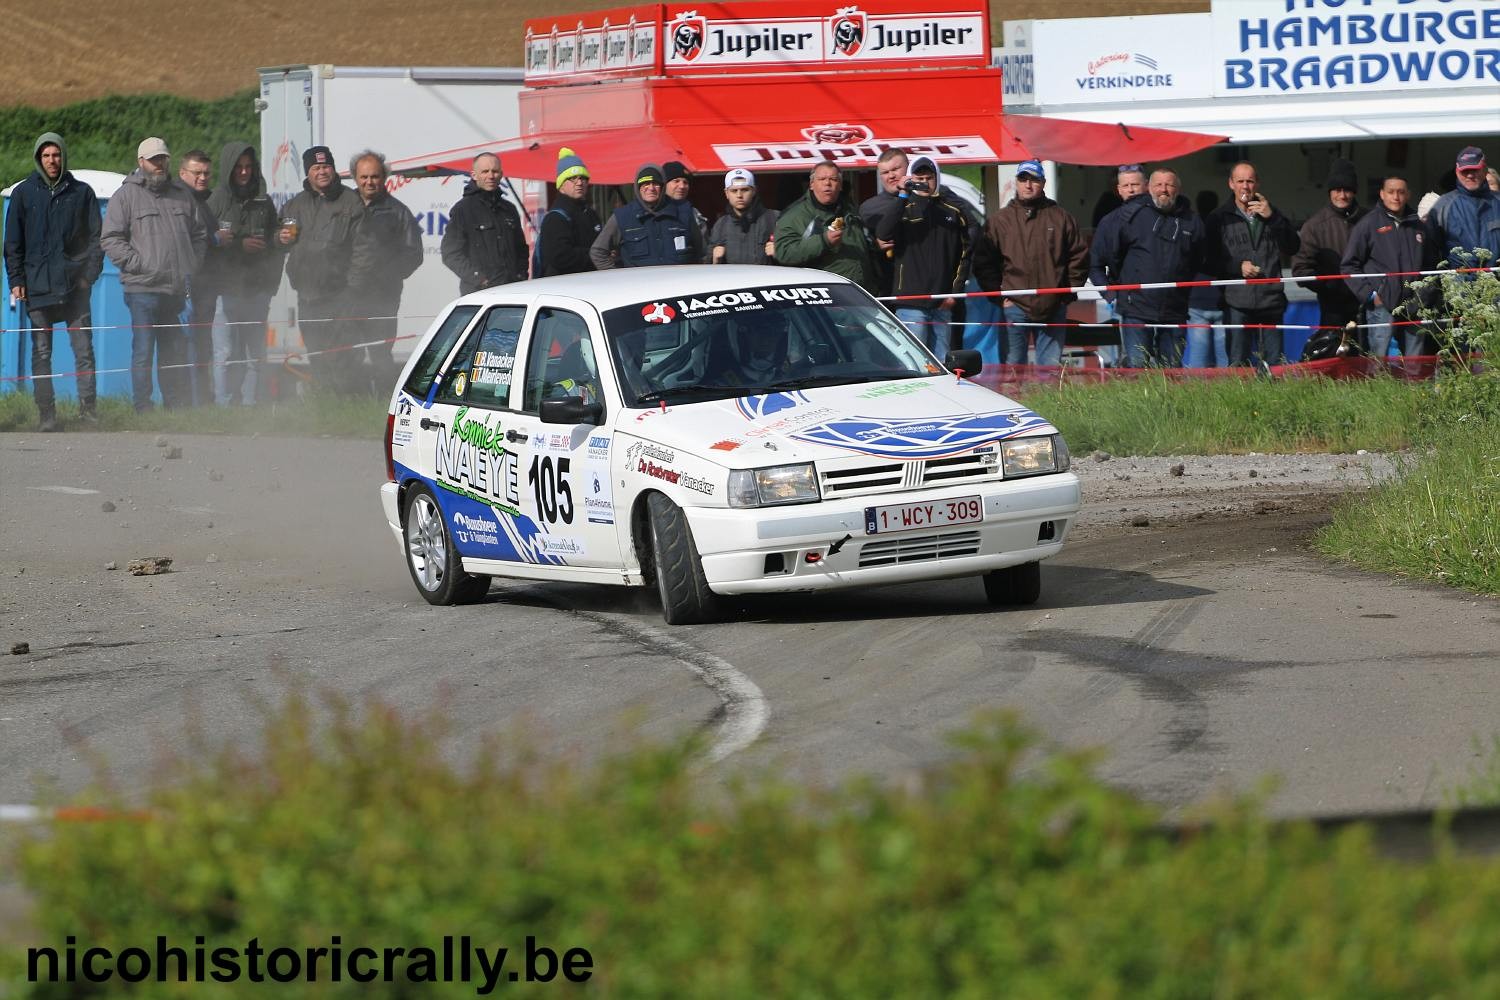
left=529, top=456, right=575, bottom=525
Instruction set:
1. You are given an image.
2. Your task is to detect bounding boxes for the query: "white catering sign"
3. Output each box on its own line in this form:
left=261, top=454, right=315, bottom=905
left=1211, top=0, right=1500, bottom=97
left=1028, top=15, right=1214, bottom=105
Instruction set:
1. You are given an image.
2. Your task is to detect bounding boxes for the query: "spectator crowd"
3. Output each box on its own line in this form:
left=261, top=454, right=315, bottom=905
left=5, top=128, right=1500, bottom=430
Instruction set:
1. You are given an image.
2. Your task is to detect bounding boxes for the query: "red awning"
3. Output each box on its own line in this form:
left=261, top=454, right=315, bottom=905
left=387, top=70, right=1225, bottom=183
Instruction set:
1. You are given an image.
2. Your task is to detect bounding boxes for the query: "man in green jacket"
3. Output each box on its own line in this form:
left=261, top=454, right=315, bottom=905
left=773, top=161, right=877, bottom=293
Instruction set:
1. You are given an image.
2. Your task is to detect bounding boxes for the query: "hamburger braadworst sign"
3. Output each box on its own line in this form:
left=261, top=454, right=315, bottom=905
left=524, top=1, right=989, bottom=84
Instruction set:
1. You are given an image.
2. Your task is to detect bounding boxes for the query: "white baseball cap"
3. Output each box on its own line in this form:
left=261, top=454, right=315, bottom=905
left=724, top=168, right=755, bottom=190
left=137, top=137, right=170, bottom=160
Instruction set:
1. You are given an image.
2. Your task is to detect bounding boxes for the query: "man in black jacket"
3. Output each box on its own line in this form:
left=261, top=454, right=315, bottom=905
left=537, top=148, right=600, bottom=278
left=279, top=145, right=363, bottom=394
left=441, top=152, right=527, bottom=292
left=205, top=142, right=282, bottom=405
left=349, top=150, right=423, bottom=392
left=874, top=156, right=972, bottom=354
left=1292, top=159, right=1366, bottom=335
left=1341, top=175, right=1440, bottom=359
left=1206, top=162, right=1300, bottom=368
left=4, top=132, right=103, bottom=429
left=177, top=149, right=219, bottom=406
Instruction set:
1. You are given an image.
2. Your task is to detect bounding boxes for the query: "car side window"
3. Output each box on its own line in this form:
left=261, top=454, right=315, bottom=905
left=434, top=305, right=527, bottom=409
left=403, top=305, right=480, bottom=399
left=522, top=308, right=602, bottom=415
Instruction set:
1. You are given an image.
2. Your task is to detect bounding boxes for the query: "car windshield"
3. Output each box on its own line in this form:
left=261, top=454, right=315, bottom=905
left=601, top=282, right=941, bottom=406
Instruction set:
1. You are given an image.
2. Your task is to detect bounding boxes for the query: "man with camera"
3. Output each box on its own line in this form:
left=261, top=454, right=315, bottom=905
left=1205, top=162, right=1300, bottom=368
left=872, top=156, right=972, bottom=353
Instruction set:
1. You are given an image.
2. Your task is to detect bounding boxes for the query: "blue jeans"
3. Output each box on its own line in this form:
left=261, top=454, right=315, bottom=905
left=1185, top=307, right=1228, bottom=367
left=1002, top=302, right=1067, bottom=366
left=1120, top=317, right=1184, bottom=368
left=126, top=292, right=188, bottom=411
left=213, top=294, right=272, bottom=405
left=1365, top=303, right=1434, bottom=358
left=896, top=305, right=952, bottom=356
left=1226, top=305, right=1285, bottom=368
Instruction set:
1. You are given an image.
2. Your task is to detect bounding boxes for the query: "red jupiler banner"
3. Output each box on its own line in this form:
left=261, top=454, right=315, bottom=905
left=525, top=2, right=990, bottom=85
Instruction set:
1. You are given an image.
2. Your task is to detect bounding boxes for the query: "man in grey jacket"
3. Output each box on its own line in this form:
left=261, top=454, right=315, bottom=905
left=708, top=169, right=777, bottom=265
left=101, top=137, right=208, bottom=412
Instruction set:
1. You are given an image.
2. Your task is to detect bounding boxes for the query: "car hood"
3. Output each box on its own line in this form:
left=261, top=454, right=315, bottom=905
left=623, top=378, right=1058, bottom=466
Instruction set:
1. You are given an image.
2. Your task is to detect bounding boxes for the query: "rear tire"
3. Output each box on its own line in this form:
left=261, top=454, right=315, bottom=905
left=647, top=493, right=722, bottom=625
left=983, top=561, right=1041, bottom=606
left=403, top=484, right=491, bottom=606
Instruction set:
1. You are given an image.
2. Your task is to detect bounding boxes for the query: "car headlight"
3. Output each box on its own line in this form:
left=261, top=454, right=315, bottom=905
left=1001, top=435, right=1068, bottom=478
left=727, top=463, right=820, bottom=508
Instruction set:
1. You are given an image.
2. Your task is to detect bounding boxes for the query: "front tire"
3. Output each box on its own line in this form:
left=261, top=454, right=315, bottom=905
left=647, top=493, right=722, bottom=625
left=983, top=561, right=1041, bottom=606
left=403, top=485, right=491, bottom=606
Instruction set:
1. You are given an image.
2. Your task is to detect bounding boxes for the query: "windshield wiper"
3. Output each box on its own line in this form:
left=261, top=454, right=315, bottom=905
left=634, top=384, right=743, bottom=406
left=756, top=375, right=875, bottom=392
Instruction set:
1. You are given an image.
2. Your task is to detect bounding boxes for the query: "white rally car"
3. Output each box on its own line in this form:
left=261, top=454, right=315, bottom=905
left=381, top=266, right=1080, bottom=624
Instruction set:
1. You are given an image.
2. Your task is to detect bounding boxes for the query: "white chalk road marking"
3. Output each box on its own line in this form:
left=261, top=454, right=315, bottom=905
left=27, top=486, right=100, bottom=495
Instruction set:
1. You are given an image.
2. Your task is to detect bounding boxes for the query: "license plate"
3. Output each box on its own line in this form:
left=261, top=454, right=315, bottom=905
left=864, top=495, right=983, bottom=535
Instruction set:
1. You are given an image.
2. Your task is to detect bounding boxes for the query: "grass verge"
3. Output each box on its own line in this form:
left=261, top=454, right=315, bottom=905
left=1316, top=417, right=1500, bottom=594
left=1015, top=372, right=1422, bottom=456
left=0, top=391, right=387, bottom=440
left=7, top=697, right=1500, bottom=997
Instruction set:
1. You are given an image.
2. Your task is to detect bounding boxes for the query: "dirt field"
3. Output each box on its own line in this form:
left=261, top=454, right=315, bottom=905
left=0, top=0, right=1207, bottom=108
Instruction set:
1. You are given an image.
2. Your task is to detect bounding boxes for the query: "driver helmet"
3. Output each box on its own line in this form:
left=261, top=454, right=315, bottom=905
left=731, top=311, right=790, bottom=374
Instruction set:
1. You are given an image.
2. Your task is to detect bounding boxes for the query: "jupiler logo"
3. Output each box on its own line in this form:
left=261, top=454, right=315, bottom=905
left=670, top=12, right=705, bottom=61
left=830, top=7, right=865, bottom=56
left=802, top=123, right=872, bottom=145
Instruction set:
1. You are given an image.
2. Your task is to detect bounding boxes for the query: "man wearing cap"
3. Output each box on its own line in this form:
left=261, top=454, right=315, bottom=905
left=279, top=144, right=364, bottom=394
left=1293, top=159, right=1367, bottom=335
left=441, top=152, right=527, bottom=292
left=4, top=131, right=103, bottom=430
left=590, top=164, right=703, bottom=269
left=101, top=137, right=208, bottom=411
left=972, top=161, right=1086, bottom=367
left=708, top=169, right=778, bottom=266
left=1204, top=162, right=1300, bottom=368
left=535, top=148, right=600, bottom=278
left=776, top=160, right=877, bottom=293
left=662, top=161, right=707, bottom=250
left=1427, top=146, right=1500, bottom=268
left=872, top=155, right=972, bottom=352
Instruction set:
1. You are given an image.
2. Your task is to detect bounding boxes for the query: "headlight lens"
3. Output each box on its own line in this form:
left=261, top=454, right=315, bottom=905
left=727, top=463, right=820, bottom=507
left=1001, top=436, right=1060, bottom=478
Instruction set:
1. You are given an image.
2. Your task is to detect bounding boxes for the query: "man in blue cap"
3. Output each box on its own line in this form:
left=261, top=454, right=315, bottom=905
left=972, top=160, right=1087, bottom=367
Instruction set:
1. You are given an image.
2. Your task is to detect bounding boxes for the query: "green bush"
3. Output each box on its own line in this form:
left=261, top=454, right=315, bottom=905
left=0, top=92, right=256, bottom=186
left=10, top=698, right=1500, bottom=997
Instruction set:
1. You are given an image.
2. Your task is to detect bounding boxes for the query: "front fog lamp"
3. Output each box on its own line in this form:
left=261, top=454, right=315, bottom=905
left=727, top=463, right=820, bottom=508
left=1001, top=436, right=1059, bottom=478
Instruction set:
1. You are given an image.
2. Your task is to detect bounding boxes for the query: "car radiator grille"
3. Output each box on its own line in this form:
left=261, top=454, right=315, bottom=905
left=859, top=529, right=982, bottom=568
left=819, top=452, right=1000, bottom=500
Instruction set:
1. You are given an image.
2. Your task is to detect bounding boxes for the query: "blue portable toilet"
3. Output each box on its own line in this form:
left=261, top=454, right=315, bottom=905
left=2, top=169, right=131, bottom=404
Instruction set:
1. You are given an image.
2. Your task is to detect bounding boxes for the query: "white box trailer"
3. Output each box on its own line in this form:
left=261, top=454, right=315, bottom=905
left=256, top=65, right=526, bottom=368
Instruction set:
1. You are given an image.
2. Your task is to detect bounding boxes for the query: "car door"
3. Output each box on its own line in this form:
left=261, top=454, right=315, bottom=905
left=507, top=297, right=622, bottom=570
left=422, top=301, right=543, bottom=564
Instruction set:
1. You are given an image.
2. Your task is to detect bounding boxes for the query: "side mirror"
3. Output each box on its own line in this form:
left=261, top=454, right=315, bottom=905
left=945, top=349, right=984, bottom=379
left=539, top=396, right=603, bottom=425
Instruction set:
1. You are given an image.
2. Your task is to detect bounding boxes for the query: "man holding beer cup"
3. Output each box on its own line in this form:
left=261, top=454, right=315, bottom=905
left=1205, top=162, right=1300, bottom=368
left=278, top=145, right=363, bottom=394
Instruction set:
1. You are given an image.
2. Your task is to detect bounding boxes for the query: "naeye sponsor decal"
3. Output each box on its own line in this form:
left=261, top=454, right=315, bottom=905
left=790, top=409, right=1054, bottom=460
left=736, top=390, right=812, bottom=420
left=856, top=380, right=931, bottom=399
left=434, top=406, right=521, bottom=514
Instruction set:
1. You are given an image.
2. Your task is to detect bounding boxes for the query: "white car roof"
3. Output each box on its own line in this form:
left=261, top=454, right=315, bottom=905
left=454, top=265, right=857, bottom=313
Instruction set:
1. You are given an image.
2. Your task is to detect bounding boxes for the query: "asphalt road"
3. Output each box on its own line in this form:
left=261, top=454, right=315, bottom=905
left=3, top=431, right=1499, bottom=819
